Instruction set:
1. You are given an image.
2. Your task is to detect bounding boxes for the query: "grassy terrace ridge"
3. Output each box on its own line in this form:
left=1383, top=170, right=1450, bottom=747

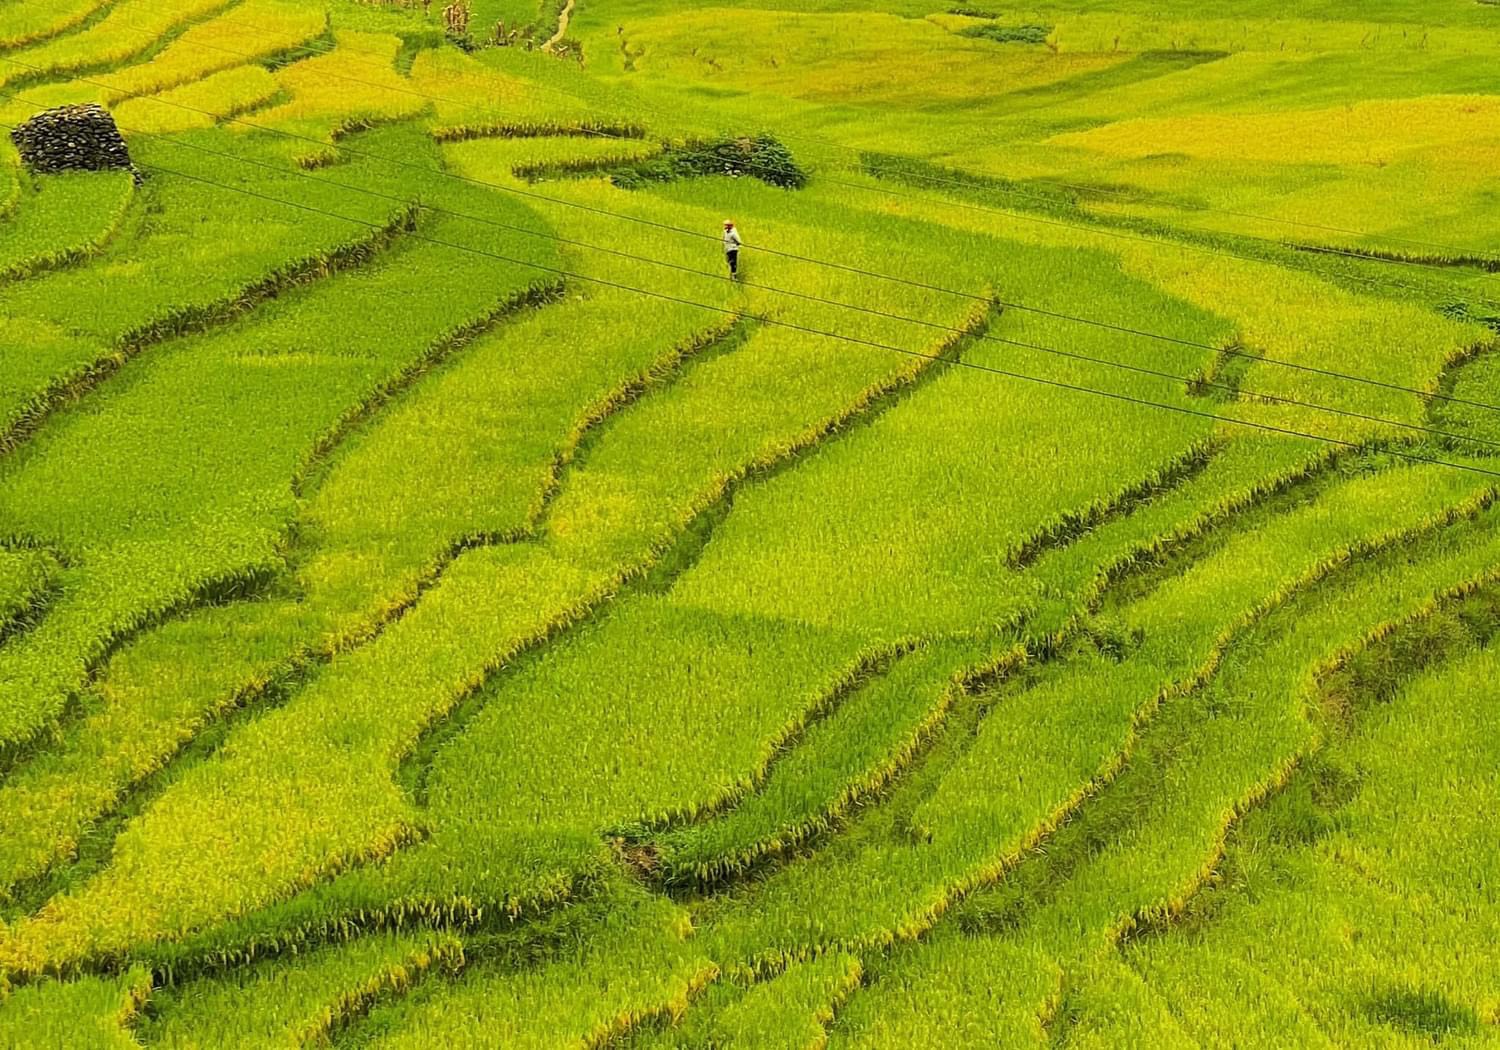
left=0, top=0, right=1498, bottom=1044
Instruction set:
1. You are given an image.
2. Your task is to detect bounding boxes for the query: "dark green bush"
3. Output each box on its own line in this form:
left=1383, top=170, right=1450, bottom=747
left=960, top=22, right=1052, bottom=44
left=610, top=134, right=808, bottom=190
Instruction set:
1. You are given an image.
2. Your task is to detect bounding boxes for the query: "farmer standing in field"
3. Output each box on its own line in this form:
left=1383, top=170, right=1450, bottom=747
left=723, top=219, right=742, bottom=278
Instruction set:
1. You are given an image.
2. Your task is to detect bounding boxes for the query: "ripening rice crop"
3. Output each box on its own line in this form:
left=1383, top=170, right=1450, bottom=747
left=1, top=0, right=1498, bottom=1042
left=0, top=0, right=113, bottom=52
left=90, top=0, right=326, bottom=104
left=111, top=64, right=283, bottom=135
left=252, top=31, right=432, bottom=133
left=0, top=0, right=232, bottom=90
left=0, top=170, right=134, bottom=281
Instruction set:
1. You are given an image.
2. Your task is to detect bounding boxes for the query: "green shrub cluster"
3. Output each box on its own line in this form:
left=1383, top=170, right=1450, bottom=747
left=609, top=134, right=808, bottom=190
left=958, top=22, right=1053, bottom=45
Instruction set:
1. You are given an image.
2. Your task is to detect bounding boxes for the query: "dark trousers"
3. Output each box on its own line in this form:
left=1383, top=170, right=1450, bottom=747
left=726, top=250, right=738, bottom=276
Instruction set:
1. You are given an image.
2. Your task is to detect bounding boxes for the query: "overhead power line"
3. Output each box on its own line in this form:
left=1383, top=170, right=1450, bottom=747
left=101, top=5, right=1500, bottom=277
left=3, top=112, right=1499, bottom=484
left=42, top=9, right=1500, bottom=320
left=7, top=90, right=1494, bottom=457
left=6, top=54, right=1499, bottom=423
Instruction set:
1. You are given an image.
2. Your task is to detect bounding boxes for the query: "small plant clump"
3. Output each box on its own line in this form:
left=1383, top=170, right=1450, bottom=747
left=960, top=22, right=1053, bottom=44
left=610, top=134, right=808, bottom=190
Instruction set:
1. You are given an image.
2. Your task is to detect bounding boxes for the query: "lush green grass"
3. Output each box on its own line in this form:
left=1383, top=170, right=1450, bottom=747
left=0, top=2, right=1496, bottom=1042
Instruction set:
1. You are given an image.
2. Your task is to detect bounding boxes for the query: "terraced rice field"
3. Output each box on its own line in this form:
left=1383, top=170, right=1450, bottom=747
left=1, top=0, right=1498, bottom=1045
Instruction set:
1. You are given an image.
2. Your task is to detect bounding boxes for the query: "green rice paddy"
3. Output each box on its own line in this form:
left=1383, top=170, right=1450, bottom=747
left=0, top=0, right=1497, bottom=1045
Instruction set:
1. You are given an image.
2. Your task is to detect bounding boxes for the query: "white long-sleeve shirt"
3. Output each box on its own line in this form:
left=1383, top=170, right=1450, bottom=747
left=724, top=227, right=741, bottom=252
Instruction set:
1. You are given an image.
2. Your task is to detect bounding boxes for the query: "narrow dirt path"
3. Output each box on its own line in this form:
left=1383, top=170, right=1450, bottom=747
left=541, top=0, right=575, bottom=51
